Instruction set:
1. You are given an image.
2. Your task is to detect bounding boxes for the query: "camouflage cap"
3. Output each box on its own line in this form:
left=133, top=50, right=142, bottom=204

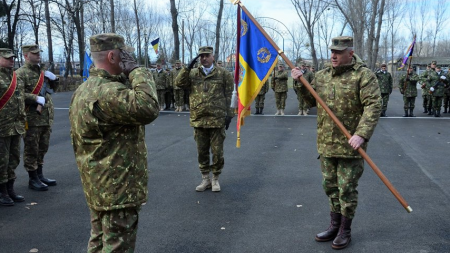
left=431, top=60, right=437, bottom=65
left=90, top=33, right=134, bottom=52
left=198, top=46, right=213, bottom=55
left=329, top=36, right=353, bottom=51
left=0, top=48, right=16, bottom=58
left=22, top=44, right=43, bottom=54
left=175, top=60, right=181, bottom=64
left=278, top=63, right=285, bottom=67
left=217, top=60, right=223, bottom=64
left=381, top=63, right=387, bottom=67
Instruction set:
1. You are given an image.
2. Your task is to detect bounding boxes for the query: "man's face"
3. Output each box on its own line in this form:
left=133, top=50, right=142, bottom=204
left=431, top=63, right=436, bottom=69
left=330, top=49, right=353, bottom=68
left=436, top=68, right=441, bottom=73
left=175, top=63, right=181, bottom=68
left=278, top=66, right=284, bottom=71
left=381, top=66, right=387, bottom=71
left=25, top=52, right=41, bottom=64
left=156, top=65, right=162, bottom=70
left=200, top=53, right=214, bottom=68
left=0, top=56, right=14, bottom=68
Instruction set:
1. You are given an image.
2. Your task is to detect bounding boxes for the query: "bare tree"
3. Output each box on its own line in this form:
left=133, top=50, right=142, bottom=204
left=431, top=0, right=448, bottom=56
left=21, top=0, right=43, bottom=44
left=44, top=0, right=54, bottom=72
left=1, top=0, right=21, bottom=49
left=366, top=0, right=386, bottom=69
left=110, top=0, right=115, bottom=33
left=214, top=0, right=224, bottom=60
left=170, top=0, right=180, bottom=61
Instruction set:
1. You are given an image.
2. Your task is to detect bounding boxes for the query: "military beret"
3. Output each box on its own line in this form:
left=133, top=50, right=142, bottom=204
left=329, top=36, right=353, bottom=51
left=0, top=48, right=16, bottom=58
left=90, top=33, right=134, bottom=52
left=198, top=46, right=213, bottom=55
left=431, top=61, right=437, bottom=65
left=22, top=45, right=42, bottom=54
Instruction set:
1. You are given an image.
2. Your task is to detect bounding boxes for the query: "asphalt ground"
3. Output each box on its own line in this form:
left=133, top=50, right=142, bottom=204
left=1, top=87, right=449, bottom=253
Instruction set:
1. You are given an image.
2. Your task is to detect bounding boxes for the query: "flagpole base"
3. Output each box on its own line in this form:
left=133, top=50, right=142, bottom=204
left=406, top=206, right=413, bottom=213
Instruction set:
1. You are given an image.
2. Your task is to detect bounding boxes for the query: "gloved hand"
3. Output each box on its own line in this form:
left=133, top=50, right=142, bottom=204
left=120, top=50, right=138, bottom=76
left=36, top=96, right=46, bottom=105
left=430, top=87, right=435, bottom=92
left=225, top=116, right=232, bottom=130
left=188, top=55, right=201, bottom=69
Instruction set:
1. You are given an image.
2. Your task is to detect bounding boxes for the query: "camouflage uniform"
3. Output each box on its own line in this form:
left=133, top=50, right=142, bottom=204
left=399, top=72, right=419, bottom=115
left=375, top=69, right=392, bottom=115
left=431, top=78, right=447, bottom=116
left=175, top=57, right=234, bottom=176
left=254, top=79, right=269, bottom=112
left=294, top=67, right=314, bottom=114
left=69, top=33, right=159, bottom=253
left=421, top=66, right=440, bottom=114
left=299, top=53, right=381, bottom=219
left=153, top=68, right=168, bottom=109
left=170, top=65, right=184, bottom=107
left=444, top=71, right=450, bottom=113
left=271, top=68, right=288, bottom=110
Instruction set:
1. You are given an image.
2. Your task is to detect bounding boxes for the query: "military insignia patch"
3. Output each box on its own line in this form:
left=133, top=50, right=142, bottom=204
left=257, top=48, right=271, bottom=63
left=241, top=19, right=248, bottom=37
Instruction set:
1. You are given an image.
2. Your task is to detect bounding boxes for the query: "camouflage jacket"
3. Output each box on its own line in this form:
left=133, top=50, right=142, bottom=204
left=299, top=54, right=381, bottom=158
left=399, top=73, right=419, bottom=97
left=69, top=67, right=159, bottom=211
left=431, top=81, right=447, bottom=97
left=175, top=65, right=234, bottom=128
left=17, top=62, right=54, bottom=127
left=153, top=69, right=168, bottom=90
left=293, top=69, right=314, bottom=90
left=271, top=70, right=288, bottom=92
left=170, top=67, right=183, bottom=90
left=375, top=70, right=393, bottom=94
left=0, top=68, right=28, bottom=137
left=446, top=72, right=450, bottom=95
left=420, top=68, right=439, bottom=93
left=258, top=79, right=269, bottom=95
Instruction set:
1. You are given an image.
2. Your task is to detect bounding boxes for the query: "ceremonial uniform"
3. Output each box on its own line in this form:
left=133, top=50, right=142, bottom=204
left=0, top=48, right=26, bottom=205
left=254, top=79, right=269, bottom=114
left=272, top=65, right=288, bottom=115
left=375, top=67, right=392, bottom=116
left=153, top=66, right=168, bottom=111
left=399, top=70, right=419, bottom=117
left=69, top=33, right=159, bottom=252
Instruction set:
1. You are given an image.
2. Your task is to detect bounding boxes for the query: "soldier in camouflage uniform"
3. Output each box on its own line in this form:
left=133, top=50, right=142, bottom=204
left=399, top=66, right=420, bottom=117
left=420, top=64, right=431, bottom=113
left=430, top=75, right=447, bottom=117
left=175, top=46, right=234, bottom=192
left=444, top=71, right=450, bottom=113
left=69, top=33, right=159, bottom=253
left=153, top=64, right=168, bottom=111
left=271, top=64, right=288, bottom=115
left=17, top=44, right=57, bottom=191
left=293, top=64, right=314, bottom=115
left=375, top=63, right=392, bottom=117
left=421, top=61, right=440, bottom=115
left=170, top=60, right=184, bottom=112
left=292, top=36, right=381, bottom=250
left=254, top=79, right=269, bottom=115
left=0, top=48, right=26, bottom=205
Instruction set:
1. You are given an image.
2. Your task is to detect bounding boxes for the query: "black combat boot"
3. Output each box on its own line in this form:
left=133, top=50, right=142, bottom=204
left=437, top=110, right=441, bottom=117
left=380, top=110, right=386, bottom=117
left=428, top=108, right=433, bottom=115
left=332, top=216, right=353, bottom=250
left=403, top=110, right=408, bottom=117
left=7, top=179, right=24, bottom=202
left=0, top=183, right=14, bottom=206
left=444, top=107, right=448, bottom=113
left=409, top=108, right=415, bottom=117
left=260, top=108, right=264, bottom=115
left=423, top=107, right=428, bottom=113
left=37, top=165, right=57, bottom=186
left=315, top=212, right=342, bottom=242
left=255, top=108, right=260, bottom=114
left=28, top=170, right=48, bottom=191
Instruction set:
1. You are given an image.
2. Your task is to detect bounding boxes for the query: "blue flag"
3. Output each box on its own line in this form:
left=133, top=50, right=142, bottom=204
left=83, top=52, right=93, bottom=81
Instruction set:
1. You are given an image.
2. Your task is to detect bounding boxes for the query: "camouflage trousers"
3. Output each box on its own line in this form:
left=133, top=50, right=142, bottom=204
left=295, top=89, right=310, bottom=110
left=183, top=88, right=190, bottom=105
left=274, top=92, right=287, bottom=110
left=402, top=96, right=416, bottom=110
left=88, top=207, right=140, bottom=253
left=194, top=127, right=226, bottom=175
left=0, top=135, right=21, bottom=183
left=423, top=94, right=432, bottom=108
left=23, top=126, right=51, bottom=172
left=164, top=88, right=174, bottom=108
left=157, top=89, right=166, bottom=107
left=432, top=96, right=443, bottom=111
left=320, top=156, right=364, bottom=219
left=254, top=94, right=266, bottom=108
left=381, top=93, right=390, bottom=111
left=174, top=89, right=185, bottom=107
left=444, top=94, right=450, bottom=109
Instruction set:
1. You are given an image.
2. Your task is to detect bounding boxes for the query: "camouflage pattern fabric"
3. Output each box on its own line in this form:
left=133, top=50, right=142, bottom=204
left=69, top=67, right=159, bottom=211
left=320, top=156, right=364, bottom=219
left=375, top=70, right=393, bottom=94
left=0, top=135, right=21, bottom=183
left=194, top=127, right=225, bottom=175
left=0, top=68, right=27, bottom=137
left=175, top=65, right=234, bottom=128
left=271, top=70, right=288, bottom=92
left=23, top=126, right=51, bottom=172
left=173, top=89, right=185, bottom=107
left=299, top=54, right=381, bottom=158
left=274, top=92, right=287, bottom=110
left=431, top=81, right=447, bottom=110
left=399, top=73, right=419, bottom=98
left=294, top=69, right=314, bottom=110
left=88, top=207, right=140, bottom=253
left=170, top=67, right=183, bottom=90
left=255, top=80, right=269, bottom=108
left=153, top=69, right=168, bottom=90
left=157, top=90, right=165, bottom=106
left=89, top=33, right=133, bottom=52
left=421, top=68, right=439, bottom=109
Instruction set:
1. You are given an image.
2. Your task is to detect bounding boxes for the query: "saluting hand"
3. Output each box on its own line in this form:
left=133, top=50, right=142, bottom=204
left=348, top=135, right=365, bottom=150
left=120, top=50, right=138, bottom=76
left=188, top=55, right=201, bottom=69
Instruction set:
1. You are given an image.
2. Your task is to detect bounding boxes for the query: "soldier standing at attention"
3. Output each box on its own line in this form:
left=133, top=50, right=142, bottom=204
left=429, top=75, right=447, bottom=117
left=444, top=70, right=450, bottom=113
left=69, top=33, right=159, bottom=252
left=175, top=46, right=234, bottom=192
left=375, top=63, right=392, bottom=117
left=17, top=45, right=56, bottom=191
left=0, top=48, right=27, bottom=205
left=291, top=36, right=381, bottom=250
left=420, top=64, right=431, bottom=113
left=254, top=78, right=269, bottom=115
left=294, top=63, right=314, bottom=115
left=171, top=60, right=184, bottom=112
left=421, top=61, right=439, bottom=115
left=399, top=66, right=420, bottom=117
left=153, top=63, right=168, bottom=111
left=272, top=63, right=288, bottom=116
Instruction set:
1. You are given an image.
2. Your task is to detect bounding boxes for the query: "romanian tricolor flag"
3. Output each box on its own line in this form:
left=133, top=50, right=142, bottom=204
left=234, top=6, right=278, bottom=147
left=398, top=36, right=416, bottom=70
left=151, top=38, right=160, bottom=54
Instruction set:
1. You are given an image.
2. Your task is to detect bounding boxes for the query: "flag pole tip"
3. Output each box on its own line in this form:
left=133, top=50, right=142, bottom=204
left=406, top=206, right=413, bottom=213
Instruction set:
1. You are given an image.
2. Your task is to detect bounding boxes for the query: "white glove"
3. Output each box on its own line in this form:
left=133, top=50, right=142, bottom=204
left=36, top=96, right=46, bottom=105
left=440, top=76, right=446, bottom=80
left=430, top=87, right=435, bottom=92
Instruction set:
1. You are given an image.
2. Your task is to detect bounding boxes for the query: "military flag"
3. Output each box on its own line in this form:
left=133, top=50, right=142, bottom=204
left=82, top=52, right=93, bottom=81
left=151, top=38, right=160, bottom=54
left=398, top=36, right=416, bottom=70
left=234, top=5, right=278, bottom=147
